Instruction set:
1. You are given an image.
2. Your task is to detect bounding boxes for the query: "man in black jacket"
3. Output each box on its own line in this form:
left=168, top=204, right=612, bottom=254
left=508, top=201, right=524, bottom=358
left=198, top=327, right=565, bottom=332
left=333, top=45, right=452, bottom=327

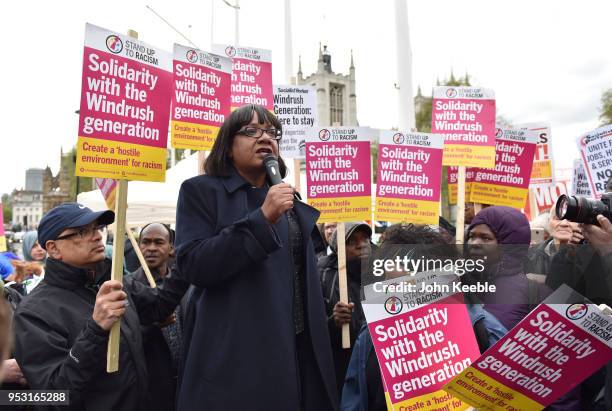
left=126, top=223, right=181, bottom=411
left=13, top=203, right=188, bottom=411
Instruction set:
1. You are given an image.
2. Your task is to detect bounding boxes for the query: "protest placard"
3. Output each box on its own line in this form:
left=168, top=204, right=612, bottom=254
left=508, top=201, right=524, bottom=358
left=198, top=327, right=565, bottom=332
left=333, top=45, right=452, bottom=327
left=448, top=166, right=458, bottom=205
left=524, top=168, right=572, bottom=220
left=444, top=285, right=612, bottom=411
left=576, top=125, right=612, bottom=198
left=431, top=86, right=496, bottom=168
left=213, top=44, right=273, bottom=111
left=363, top=283, right=480, bottom=411
left=171, top=44, right=232, bottom=151
left=0, top=204, right=6, bottom=252
left=305, top=127, right=371, bottom=222
left=375, top=131, right=444, bottom=224
left=571, top=159, right=593, bottom=196
left=76, top=23, right=172, bottom=182
left=469, top=127, right=538, bottom=208
left=516, top=123, right=554, bottom=187
left=274, top=85, right=317, bottom=159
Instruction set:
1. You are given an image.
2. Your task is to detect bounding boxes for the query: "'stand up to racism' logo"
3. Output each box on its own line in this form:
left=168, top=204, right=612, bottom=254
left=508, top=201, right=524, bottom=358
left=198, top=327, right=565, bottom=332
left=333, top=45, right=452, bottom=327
left=446, top=88, right=458, bottom=98
left=318, top=129, right=331, bottom=141
left=495, top=128, right=503, bottom=138
left=225, top=46, right=236, bottom=57
left=393, top=133, right=405, bottom=144
left=384, top=296, right=403, bottom=315
left=566, top=304, right=588, bottom=320
left=186, top=50, right=198, bottom=63
left=106, top=35, right=123, bottom=54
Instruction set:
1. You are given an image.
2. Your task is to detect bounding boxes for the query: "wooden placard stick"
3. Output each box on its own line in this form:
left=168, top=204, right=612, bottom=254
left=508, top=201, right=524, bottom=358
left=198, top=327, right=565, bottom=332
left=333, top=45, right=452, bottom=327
left=455, top=166, right=467, bottom=245
left=126, top=228, right=156, bottom=288
left=336, top=222, right=351, bottom=348
left=106, top=28, right=138, bottom=373
left=107, top=178, right=128, bottom=372
left=473, top=202, right=482, bottom=214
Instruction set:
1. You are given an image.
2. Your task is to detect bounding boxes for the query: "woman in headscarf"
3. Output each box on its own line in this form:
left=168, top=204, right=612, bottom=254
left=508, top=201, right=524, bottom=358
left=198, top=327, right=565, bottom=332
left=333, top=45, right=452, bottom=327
left=464, top=206, right=550, bottom=330
left=19, top=231, right=45, bottom=293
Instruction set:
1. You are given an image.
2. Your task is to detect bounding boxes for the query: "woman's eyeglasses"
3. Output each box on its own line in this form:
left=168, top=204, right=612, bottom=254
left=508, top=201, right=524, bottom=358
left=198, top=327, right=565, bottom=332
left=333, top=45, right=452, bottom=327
left=56, top=224, right=107, bottom=241
left=236, top=126, right=282, bottom=140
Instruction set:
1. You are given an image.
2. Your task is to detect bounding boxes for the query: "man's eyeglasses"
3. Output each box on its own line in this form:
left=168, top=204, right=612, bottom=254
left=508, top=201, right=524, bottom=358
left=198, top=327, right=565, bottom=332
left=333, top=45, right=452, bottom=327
left=55, top=224, right=107, bottom=241
left=236, top=126, right=282, bottom=140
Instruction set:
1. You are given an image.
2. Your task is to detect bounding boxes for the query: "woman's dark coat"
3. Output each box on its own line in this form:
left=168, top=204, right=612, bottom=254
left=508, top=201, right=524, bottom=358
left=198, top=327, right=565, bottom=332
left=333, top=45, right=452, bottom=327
left=174, top=169, right=338, bottom=411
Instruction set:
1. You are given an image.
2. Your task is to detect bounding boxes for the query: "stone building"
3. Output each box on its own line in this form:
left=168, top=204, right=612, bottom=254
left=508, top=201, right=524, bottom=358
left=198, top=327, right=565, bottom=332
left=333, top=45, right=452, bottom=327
left=297, top=45, right=358, bottom=127
left=11, top=190, right=43, bottom=230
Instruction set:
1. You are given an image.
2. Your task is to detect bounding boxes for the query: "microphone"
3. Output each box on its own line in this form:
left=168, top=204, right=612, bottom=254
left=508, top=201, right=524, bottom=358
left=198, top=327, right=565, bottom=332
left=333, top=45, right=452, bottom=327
left=263, top=154, right=283, bottom=186
left=264, top=154, right=302, bottom=200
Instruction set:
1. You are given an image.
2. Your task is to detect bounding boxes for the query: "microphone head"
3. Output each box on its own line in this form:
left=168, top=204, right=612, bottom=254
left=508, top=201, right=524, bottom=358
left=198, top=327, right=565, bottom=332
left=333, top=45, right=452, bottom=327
left=263, top=154, right=278, bottom=166
left=263, top=154, right=283, bottom=185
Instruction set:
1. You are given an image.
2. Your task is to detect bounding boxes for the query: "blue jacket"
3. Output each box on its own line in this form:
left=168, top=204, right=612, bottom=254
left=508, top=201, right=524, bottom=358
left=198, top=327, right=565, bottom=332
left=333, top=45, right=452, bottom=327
left=340, top=305, right=507, bottom=411
left=175, top=169, right=338, bottom=410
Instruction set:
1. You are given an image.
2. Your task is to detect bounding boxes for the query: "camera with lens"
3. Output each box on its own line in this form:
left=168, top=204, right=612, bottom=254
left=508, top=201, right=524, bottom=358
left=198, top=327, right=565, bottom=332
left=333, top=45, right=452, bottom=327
left=555, top=193, right=612, bottom=225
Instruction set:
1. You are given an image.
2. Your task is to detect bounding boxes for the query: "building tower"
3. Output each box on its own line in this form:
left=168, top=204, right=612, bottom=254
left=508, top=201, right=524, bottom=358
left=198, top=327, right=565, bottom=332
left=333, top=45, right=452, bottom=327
left=297, top=44, right=358, bottom=126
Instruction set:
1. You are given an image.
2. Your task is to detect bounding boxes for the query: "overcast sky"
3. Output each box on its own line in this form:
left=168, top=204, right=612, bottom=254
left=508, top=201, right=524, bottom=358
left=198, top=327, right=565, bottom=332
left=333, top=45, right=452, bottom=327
left=1, top=0, right=610, bottom=195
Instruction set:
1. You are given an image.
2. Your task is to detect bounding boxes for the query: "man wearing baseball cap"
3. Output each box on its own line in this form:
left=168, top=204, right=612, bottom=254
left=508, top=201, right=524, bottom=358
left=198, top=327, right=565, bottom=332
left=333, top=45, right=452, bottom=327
left=13, top=203, right=188, bottom=411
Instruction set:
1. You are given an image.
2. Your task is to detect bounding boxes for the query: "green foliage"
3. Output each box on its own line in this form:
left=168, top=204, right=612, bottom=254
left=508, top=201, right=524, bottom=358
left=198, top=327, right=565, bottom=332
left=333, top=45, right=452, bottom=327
left=600, top=88, right=612, bottom=126
left=1, top=194, right=11, bottom=222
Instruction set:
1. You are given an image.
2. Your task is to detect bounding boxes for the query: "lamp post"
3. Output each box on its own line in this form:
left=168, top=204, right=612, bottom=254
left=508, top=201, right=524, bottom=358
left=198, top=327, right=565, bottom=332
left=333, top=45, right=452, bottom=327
left=222, top=0, right=240, bottom=45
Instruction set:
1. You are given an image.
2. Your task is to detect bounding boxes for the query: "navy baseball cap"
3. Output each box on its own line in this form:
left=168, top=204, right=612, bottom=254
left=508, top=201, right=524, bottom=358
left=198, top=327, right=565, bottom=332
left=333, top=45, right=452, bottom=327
left=38, top=203, right=115, bottom=249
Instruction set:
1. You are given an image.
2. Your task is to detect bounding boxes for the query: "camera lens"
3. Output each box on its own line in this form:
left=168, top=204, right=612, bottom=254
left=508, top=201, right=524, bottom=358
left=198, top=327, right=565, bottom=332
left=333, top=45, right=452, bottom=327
left=555, top=194, right=602, bottom=225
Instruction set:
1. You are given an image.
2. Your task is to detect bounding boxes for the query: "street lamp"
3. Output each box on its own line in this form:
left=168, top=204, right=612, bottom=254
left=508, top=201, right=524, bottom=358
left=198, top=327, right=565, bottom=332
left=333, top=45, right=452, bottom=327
left=221, top=0, right=240, bottom=45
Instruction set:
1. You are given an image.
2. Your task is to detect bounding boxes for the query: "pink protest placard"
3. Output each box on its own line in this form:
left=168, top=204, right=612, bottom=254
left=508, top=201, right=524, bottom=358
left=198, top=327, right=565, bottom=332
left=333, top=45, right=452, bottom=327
left=171, top=44, right=232, bottom=151
left=305, top=127, right=371, bottom=222
left=76, top=23, right=172, bottom=182
left=469, top=127, right=538, bottom=208
left=364, top=291, right=480, bottom=411
left=445, top=285, right=612, bottom=411
left=432, top=87, right=496, bottom=168
left=576, top=124, right=612, bottom=198
left=376, top=131, right=444, bottom=224
left=213, top=44, right=274, bottom=111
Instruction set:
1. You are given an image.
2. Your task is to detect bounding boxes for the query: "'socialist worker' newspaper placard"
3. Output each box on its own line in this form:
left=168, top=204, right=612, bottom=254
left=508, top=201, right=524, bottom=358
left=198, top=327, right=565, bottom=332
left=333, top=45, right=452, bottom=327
left=444, top=285, right=612, bottom=411
left=432, top=86, right=496, bottom=168
left=576, top=124, right=612, bottom=198
left=469, top=127, right=538, bottom=208
left=213, top=44, right=273, bottom=112
left=305, top=128, right=371, bottom=222
left=517, top=122, right=554, bottom=187
left=375, top=131, right=444, bottom=225
left=171, top=44, right=231, bottom=151
left=274, top=85, right=317, bottom=159
left=363, top=282, right=481, bottom=411
left=571, top=159, right=593, bottom=196
left=77, top=23, right=172, bottom=182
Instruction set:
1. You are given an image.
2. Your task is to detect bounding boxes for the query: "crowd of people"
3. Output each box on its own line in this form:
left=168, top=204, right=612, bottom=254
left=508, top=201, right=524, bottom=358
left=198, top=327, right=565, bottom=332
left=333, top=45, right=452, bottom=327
left=0, top=104, right=610, bottom=410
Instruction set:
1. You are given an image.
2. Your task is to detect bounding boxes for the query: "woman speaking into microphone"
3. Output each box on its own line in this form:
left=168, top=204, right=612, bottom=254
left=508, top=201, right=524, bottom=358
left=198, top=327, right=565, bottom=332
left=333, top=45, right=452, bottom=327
left=175, top=104, right=337, bottom=411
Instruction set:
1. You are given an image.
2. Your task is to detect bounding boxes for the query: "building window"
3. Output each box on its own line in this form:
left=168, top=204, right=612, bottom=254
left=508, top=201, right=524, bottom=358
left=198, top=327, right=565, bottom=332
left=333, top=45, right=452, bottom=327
left=330, top=84, right=344, bottom=125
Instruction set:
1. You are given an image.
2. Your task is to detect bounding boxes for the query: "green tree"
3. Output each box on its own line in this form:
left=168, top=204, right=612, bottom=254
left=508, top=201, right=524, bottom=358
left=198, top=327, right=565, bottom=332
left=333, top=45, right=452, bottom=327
left=1, top=193, right=11, bottom=222
left=600, top=88, right=612, bottom=126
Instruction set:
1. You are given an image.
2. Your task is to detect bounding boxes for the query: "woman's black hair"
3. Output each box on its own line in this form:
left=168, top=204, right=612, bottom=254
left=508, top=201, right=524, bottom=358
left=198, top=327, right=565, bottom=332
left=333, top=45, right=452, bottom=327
left=204, top=104, right=288, bottom=178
